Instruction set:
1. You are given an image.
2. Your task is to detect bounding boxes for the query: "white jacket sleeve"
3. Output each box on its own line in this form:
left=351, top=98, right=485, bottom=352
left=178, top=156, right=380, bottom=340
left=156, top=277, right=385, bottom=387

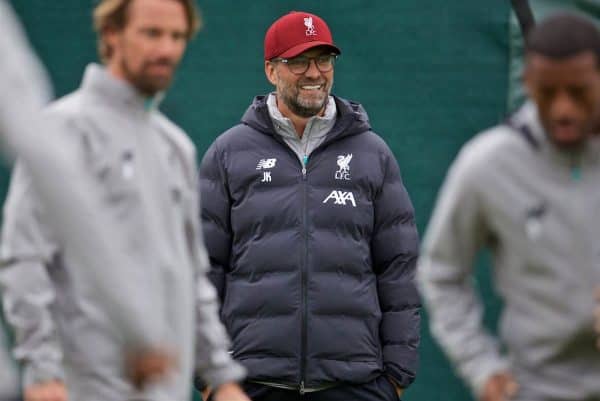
left=0, top=1, right=63, bottom=387
left=0, top=162, right=64, bottom=387
left=417, top=144, right=509, bottom=396
left=0, top=0, right=52, bottom=157
left=192, top=229, right=246, bottom=388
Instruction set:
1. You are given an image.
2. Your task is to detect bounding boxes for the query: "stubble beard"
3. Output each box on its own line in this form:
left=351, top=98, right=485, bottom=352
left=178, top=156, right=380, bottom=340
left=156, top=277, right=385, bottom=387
left=278, top=78, right=332, bottom=118
left=121, top=57, right=175, bottom=97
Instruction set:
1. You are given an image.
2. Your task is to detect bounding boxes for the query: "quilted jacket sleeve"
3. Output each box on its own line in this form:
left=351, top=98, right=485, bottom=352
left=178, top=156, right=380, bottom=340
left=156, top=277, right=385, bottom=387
left=199, top=141, right=232, bottom=303
left=371, top=145, right=421, bottom=389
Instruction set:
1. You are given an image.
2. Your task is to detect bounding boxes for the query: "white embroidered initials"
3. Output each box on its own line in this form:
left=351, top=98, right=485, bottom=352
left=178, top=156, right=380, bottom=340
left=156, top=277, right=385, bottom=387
left=261, top=171, right=272, bottom=183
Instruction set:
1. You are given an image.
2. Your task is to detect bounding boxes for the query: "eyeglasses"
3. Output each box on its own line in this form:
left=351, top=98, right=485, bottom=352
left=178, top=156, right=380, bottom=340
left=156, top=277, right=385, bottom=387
left=271, top=53, right=337, bottom=75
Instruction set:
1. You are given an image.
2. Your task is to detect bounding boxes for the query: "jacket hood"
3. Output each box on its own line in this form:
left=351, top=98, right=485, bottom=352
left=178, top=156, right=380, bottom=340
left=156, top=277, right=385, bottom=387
left=240, top=94, right=372, bottom=144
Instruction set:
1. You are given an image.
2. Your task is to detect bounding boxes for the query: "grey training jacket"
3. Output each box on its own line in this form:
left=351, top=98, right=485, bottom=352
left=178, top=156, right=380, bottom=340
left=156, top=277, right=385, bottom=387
left=418, top=102, right=600, bottom=401
left=0, top=3, right=194, bottom=398
left=0, top=1, right=52, bottom=398
left=0, top=64, right=245, bottom=401
left=0, top=0, right=173, bottom=378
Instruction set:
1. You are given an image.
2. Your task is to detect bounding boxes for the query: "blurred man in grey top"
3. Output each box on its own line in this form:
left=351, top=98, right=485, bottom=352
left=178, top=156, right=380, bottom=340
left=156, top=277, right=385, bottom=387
left=0, top=1, right=49, bottom=399
left=0, top=1, right=248, bottom=401
left=419, top=14, right=600, bottom=401
left=1, top=1, right=170, bottom=400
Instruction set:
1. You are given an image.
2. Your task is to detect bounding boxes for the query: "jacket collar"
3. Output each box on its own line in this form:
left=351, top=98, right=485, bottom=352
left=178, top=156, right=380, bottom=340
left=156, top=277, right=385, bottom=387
left=510, top=101, right=600, bottom=170
left=80, top=63, right=164, bottom=113
left=241, top=94, right=372, bottom=145
left=266, top=93, right=337, bottom=141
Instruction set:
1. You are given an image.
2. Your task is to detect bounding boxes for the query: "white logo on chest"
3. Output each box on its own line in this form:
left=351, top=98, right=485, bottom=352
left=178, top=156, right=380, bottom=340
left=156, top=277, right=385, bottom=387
left=256, top=158, right=277, bottom=170
left=121, top=151, right=135, bottom=180
left=335, top=154, right=352, bottom=180
left=257, top=158, right=276, bottom=183
left=323, top=190, right=357, bottom=207
left=525, top=203, right=547, bottom=240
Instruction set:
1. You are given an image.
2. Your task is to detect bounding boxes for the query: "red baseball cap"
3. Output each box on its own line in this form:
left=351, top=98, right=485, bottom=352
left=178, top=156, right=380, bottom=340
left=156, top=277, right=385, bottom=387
left=264, top=11, right=341, bottom=60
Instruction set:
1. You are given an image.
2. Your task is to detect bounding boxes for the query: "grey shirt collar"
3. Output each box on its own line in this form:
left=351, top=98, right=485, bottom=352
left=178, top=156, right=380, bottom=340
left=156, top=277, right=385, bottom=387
left=81, top=63, right=164, bottom=112
left=515, top=101, right=600, bottom=167
left=267, top=92, right=337, bottom=140
left=266, top=93, right=337, bottom=164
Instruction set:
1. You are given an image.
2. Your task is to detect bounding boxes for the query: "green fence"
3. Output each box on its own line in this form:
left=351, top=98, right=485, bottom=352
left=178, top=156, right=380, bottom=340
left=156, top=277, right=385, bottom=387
left=6, top=1, right=518, bottom=400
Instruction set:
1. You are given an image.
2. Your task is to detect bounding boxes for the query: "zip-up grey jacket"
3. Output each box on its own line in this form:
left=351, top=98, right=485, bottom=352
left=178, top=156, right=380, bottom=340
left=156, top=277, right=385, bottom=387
left=418, top=102, right=600, bottom=401
left=0, top=4, right=198, bottom=398
left=0, top=64, right=245, bottom=401
left=0, top=1, right=52, bottom=398
left=0, top=0, right=176, bottom=370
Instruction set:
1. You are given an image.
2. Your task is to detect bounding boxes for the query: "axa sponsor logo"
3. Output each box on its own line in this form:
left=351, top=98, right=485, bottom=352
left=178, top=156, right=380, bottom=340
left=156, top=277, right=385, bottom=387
left=323, top=190, right=356, bottom=207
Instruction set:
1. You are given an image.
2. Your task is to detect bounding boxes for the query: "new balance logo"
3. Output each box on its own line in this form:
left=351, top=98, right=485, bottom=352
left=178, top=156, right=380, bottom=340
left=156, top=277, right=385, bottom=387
left=323, top=190, right=357, bottom=207
left=256, top=158, right=277, bottom=170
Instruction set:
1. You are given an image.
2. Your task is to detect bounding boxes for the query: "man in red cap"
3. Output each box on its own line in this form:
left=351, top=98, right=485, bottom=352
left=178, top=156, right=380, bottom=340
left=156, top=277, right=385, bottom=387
left=199, top=10, right=420, bottom=401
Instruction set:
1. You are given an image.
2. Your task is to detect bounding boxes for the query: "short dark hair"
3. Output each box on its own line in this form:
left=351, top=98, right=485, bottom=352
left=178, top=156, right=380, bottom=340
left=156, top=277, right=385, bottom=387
left=526, top=12, right=600, bottom=62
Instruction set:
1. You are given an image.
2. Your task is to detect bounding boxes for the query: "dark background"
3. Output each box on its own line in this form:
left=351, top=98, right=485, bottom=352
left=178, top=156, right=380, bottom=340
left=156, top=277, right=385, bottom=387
left=7, top=1, right=519, bottom=400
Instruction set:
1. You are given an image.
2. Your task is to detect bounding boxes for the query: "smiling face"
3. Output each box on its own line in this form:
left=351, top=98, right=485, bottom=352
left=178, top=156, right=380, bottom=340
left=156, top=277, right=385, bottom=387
left=265, top=46, right=334, bottom=118
left=525, top=51, right=600, bottom=149
left=104, top=0, right=189, bottom=95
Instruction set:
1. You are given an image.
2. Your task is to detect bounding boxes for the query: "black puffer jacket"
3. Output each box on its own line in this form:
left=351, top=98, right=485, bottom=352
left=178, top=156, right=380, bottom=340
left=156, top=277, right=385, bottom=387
left=199, top=95, right=420, bottom=390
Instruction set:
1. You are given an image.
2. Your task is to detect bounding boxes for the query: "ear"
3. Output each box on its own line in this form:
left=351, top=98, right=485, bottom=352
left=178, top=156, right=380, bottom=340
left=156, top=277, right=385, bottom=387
left=102, top=27, right=120, bottom=60
left=104, top=27, right=118, bottom=48
left=265, top=61, right=278, bottom=86
left=522, top=59, right=535, bottom=99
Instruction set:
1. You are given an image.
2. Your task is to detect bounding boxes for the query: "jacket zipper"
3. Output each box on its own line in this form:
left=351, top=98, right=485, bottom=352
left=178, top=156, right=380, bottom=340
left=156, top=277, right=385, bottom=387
left=266, top=126, right=328, bottom=393
left=300, top=155, right=308, bottom=394
left=299, top=123, right=310, bottom=394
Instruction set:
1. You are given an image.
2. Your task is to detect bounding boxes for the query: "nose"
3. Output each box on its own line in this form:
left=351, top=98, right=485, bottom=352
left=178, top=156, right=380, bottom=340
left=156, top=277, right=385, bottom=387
left=156, top=36, right=183, bottom=59
left=550, top=90, right=578, bottom=118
